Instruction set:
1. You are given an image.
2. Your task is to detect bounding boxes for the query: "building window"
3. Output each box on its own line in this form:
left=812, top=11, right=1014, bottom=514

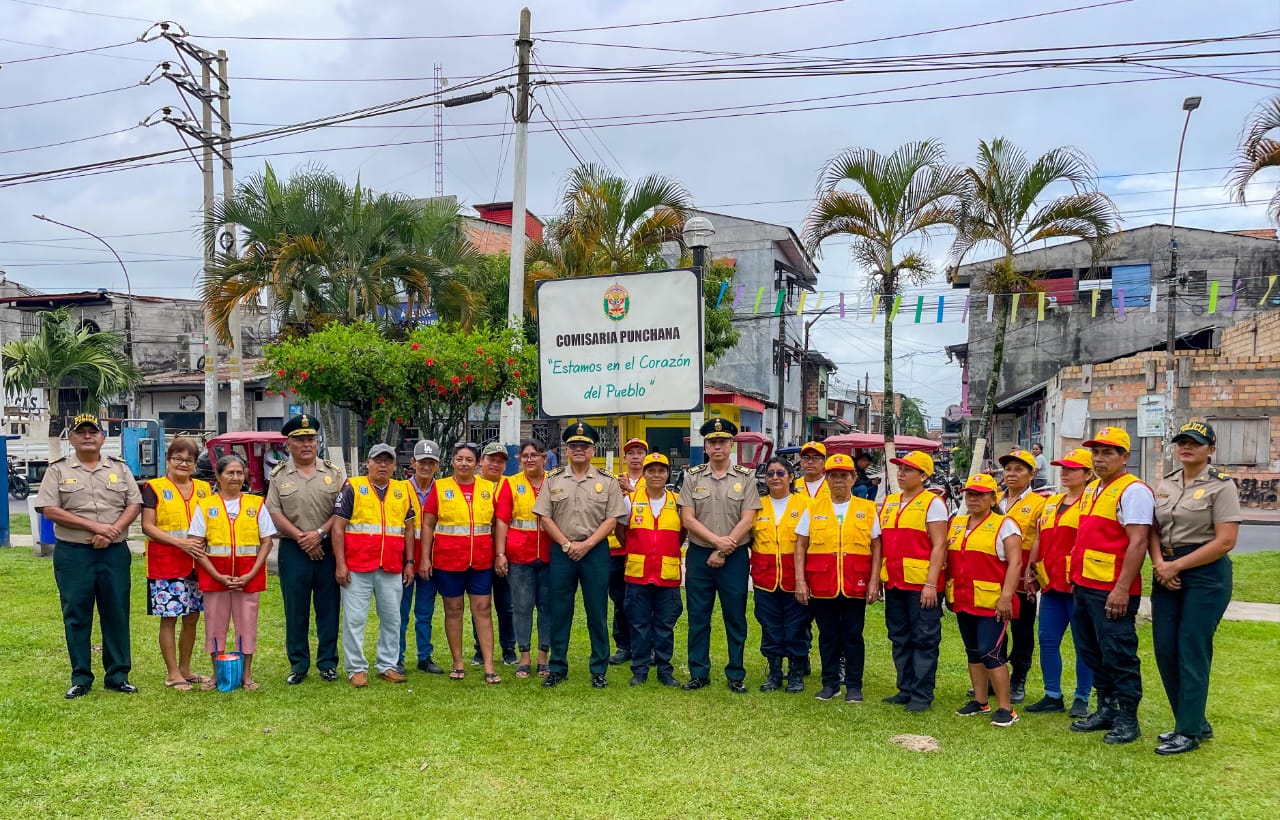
left=20, top=312, right=38, bottom=339
left=1209, top=418, right=1269, bottom=466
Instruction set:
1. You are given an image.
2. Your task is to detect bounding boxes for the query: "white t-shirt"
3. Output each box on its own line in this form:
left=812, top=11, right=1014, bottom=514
left=768, top=495, right=794, bottom=520
left=188, top=496, right=278, bottom=540
left=994, top=517, right=1021, bottom=561
left=883, top=493, right=949, bottom=524
left=805, top=478, right=825, bottom=497
left=998, top=487, right=1034, bottom=515
left=1085, top=480, right=1156, bottom=526
left=795, top=502, right=883, bottom=539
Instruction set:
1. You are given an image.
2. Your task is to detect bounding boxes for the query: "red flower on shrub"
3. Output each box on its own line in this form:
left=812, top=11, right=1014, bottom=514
left=300, top=371, right=308, bottom=380
left=411, top=343, right=420, bottom=350
left=465, top=375, right=474, bottom=384
left=451, top=376, right=460, bottom=385
left=277, top=369, right=286, bottom=377
left=426, top=357, right=435, bottom=366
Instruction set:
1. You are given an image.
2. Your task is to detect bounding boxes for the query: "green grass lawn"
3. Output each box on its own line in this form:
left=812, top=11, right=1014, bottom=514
left=1232, top=551, right=1280, bottom=604
left=9, top=515, right=30, bottom=536
left=2, top=549, right=1278, bottom=818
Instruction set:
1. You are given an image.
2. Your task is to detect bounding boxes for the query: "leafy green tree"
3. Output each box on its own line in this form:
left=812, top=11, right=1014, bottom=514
left=804, top=140, right=965, bottom=450
left=1228, top=95, right=1280, bottom=224
left=2, top=307, right=141, bottom=455
left=952, top=138, right=1119, bottom=466
left=900, top=395, right=929, bottom=437
left=264, top=322, right=538, bottom=449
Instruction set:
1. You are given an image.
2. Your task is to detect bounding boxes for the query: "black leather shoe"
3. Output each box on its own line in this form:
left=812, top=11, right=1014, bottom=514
left=1155, top=733, right=1201, bottom=755
left=1159, top=724, right=1212, bottom=743
left=904, top=700, right=931, bottom=713
left=1071, top=705, right=1117, bottom=733
left=542, top=672, right=566, bottom=688
left=728, top=679, right=747, bottom=694
left=681, top=677, right=711, bottom=691
left=286, top=672, right=307, bottom=685
left=784, top=671, right=805, bottom=694
left=502, top=648, right=519, bottom=666
left=319, top=668, right=338, bottom=682
left=608, top=649, right=631, bottom=665
left=64, top=684, right=90, bottom=699
left=883, top=692, right=911, bottom=705
left=629, top=674, right=647, bottom=686
left=1025, top=695, right=1065, bottom=713
left=844, top=687, right=863, bottom=703
left=418, top=658, right=445, bottom=675
left=591, top=674, right=608, bottom=689
left=658, top=675, right=680, bottom=688
left=815, top=685, right=840, bottom=701
left=106, top=682, right=139, bottom=694
left=759, top=673, right=783, bottom=693
left=1103, top=712, right=1141, bottom=744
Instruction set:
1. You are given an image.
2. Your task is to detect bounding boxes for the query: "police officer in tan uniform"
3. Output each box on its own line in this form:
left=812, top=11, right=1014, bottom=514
left=533, top=421, right=629, bottom=688
left=679, top=418, right=762, bottom=693
left=266, top=414, right=345, bottom=684
left=1149, top=421, right=1242, bottom=755
left=34, top=413, right=143, bottom=698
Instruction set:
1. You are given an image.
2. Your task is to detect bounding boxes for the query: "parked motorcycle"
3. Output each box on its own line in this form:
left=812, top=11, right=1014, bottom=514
left=8, top=457, right=30, bottom=500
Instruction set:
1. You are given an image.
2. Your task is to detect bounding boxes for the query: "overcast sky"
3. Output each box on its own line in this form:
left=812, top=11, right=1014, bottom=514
left=2, top=0, right=1277, bottom=417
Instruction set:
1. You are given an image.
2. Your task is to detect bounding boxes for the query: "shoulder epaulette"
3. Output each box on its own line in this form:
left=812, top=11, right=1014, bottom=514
left=596, top=467, right=615, bottom=478
left=547, top=467, right=564, bottom=477
left=1208, top=467, right=1232, bottom=481
left=1163, top=467, right=1182, bottom=478
left=270, top=462, right=287, bottom=476
left=687, top=464, right=707, bottom=475
left=50, top=455, right=67, bottom=464
left=322, top=459, right=338, bottom=471
left=733, top=464, right=752, bottom=475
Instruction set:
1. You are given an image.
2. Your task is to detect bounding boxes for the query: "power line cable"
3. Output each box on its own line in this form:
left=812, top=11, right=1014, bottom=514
left=0, top=37, right=146, bottom=64
left=1, top=0, right=151, bottom=24
left=0, top=82, right=139, bottom=110
left=0, top=125, right=142, bottom=155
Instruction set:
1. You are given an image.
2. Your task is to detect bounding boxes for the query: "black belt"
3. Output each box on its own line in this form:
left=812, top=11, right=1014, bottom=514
left=690, top=542, right=746, bottom=551
left=1163, top=542, right=1207, bottom=559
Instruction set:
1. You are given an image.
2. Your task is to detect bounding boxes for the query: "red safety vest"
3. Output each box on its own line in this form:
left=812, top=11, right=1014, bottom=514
left=803, top=495, right=877, bottom=599
left=431, top=477, right=495, bottom=572
left=878, top=491, right=943, bottom=592
left=502, top=473, right=550, bottom=565
left=145, top=476, right=211, bottom=579
left=623, top=487, right=683, bottom=587
left=751, top=494, right=804, bottom=592
left=1036, top=491, right=1085, bottom=593
left=945, top=512, right=1019, bottom=618
left=344, top=476, right=414, bottom=573
left=196, top=493, right=268, bottom=593
left=1072, top=473, right=1146, bottom=596
left=608, top=472, right=644, bottom=555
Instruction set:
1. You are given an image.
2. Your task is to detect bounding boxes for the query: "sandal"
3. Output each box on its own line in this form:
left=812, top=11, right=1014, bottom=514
left=242, top=680, right=260, bottom=691
left=515, top=664, right=531, bottom=679
left=184, top=673, right=212, bottom=685
left=484, top=672, right=502, bottom=685
left=537, top=663, right=550, bottom=677
left=164, top=679, right=193, bottom=691
left=200, top=679, right=217, bottom=691
left=449, top=668, right=466, bottom=681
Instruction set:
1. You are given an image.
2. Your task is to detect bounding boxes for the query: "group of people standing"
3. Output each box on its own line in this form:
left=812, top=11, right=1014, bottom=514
left=36, top=410, right=1241, bottom=756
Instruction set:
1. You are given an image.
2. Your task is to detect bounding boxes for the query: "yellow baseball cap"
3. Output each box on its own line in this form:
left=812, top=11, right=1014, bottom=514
left=824, top=453, right=856, bottom=473
left=963, top=473, right=999, bottom=494
left=623, top=437, right=649, bottom=453
left=890, top=450, right=934, bottom=476
left=800, top=441, right=827, bottom=457
left=998, top=449, right=1037, bottom=471
left=1084, top=426, right=1131, bottom=453
left=1051, top=448, right=1094, bottom=470
left=642, top=453, right=670, bottom=470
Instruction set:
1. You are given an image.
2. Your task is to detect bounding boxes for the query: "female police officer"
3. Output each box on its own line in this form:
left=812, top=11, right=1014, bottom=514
left=1149, top=421, right=1242, bottom=755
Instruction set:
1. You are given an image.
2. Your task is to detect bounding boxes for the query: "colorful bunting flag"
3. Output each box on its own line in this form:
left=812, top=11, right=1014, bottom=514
left=796, top=290, right=807, bottom=316
left=1037, top=291, right=1046, bottom=322
left=838, top=291, right=846, bottom=319
left=715, top=281, right=728, bottom=308
left=1262, top=275, right=1278, bottom=306
left=914, top=295, right=924, bottom=323
left=753, top=287, right=764, bottom=314
left=936, top=296, right=945, bottom=324
left=1091, top=290, right=1099, bottom=318
left=1208, top=280, right=1219, bottom=314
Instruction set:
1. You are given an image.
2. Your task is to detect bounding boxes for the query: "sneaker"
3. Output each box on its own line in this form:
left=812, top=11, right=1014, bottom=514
left=1010, top=679, right=1026, bottom=704
left=501, top=647, right=519, bottom=666
left=418, top=658, right=445, bottom=675
left=955, top=700, right=991, bottom=717
left=815, top=685, right=840, bottom=701
left=1025, top=695, right=1065, bottom=713
left=882, top=692, right=911, bottom=705
left=629, top=673, right=647, bottom=686
left=844, top=687, right=864, bottom=703
left=1069, top=698, right=1091, bottom=719
left=991, top=708, right=1020, bottom=727
left=904, top=700, right=931, bottom=713
left=319, top=668, right=338, bottom=682
left=469, top=652, right=483, bottom=667
left=591, top=674, right=609, bottom=689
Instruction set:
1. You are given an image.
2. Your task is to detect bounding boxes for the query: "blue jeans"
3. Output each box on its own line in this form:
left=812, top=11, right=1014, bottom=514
left=1039, top=589, right=1093, bottom=701
left=507, top=560, right=550, bottom=653
left=398, top=575, right=438, bottom=666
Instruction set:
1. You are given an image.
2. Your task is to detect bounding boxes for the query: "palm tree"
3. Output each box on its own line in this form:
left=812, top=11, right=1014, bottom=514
left=952, top=138, right=1120, bottom=470
left=804, top=140, right=965, bottom=464
left=1228, top=95, right=1280, bottom=224
left=3, top=308, right=141, bottom=457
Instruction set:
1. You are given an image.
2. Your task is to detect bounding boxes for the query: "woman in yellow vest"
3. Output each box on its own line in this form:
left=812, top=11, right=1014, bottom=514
left=996, top=449, right=1048, bottom=704
left=140, top=437, right=213, bottom=691
left=947, top=473, right=1023, bottom=727
left=190, top=455, right=277, bottom=690
left=752, top=457, right=807, bottom=693
left=794, top=454, right=881, bottom=703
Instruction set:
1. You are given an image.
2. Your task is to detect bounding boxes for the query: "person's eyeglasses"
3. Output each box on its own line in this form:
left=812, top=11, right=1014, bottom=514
left=766, top=469, right=789, bottom=477
left=170, top=457, right=194, bottom=465
left=520, top=452, right=545, bottom=459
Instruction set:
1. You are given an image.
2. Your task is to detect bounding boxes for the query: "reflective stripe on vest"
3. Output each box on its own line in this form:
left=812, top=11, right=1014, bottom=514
left=504, top=473, right=548, bottom=564
left=623, top=488, right=683, bottom=587
left=751, top=494, right=803, bottom=592
left=145, top=476, right=211, bottom=579
left=195, top=493, right=267, bottom=594
left=945, top=512, right=1017, bottom=618
left=511, top=520, right=538, bottom=531
left=803, top=495, right=877, bottom=599
left=1072, top=473, right=1145, bottom=596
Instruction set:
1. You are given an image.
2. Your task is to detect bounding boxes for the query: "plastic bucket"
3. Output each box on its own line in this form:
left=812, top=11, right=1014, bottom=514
left=213, top=638, right=243, bottom=692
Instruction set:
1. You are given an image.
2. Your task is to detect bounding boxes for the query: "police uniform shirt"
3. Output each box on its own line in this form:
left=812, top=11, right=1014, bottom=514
left=677, top=464, right=763, bottom=547
left=34, top=454, right=142, bottom=544
left=531, top=466, right=628, bottom=542
left=1154, top=467, right=1243, bottom=547
left=266, top=458, right=347, bottom=532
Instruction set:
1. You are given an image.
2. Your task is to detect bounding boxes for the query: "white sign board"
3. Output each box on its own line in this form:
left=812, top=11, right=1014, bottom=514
left=1137, top=394, right=1166, bottom=438
left=536, top=268, right=704, bottom=417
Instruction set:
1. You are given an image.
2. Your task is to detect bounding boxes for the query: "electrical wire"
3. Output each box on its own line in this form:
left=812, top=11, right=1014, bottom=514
left=1, top=0, right=151, bottom=24
left=0, top=82, right=139, bottom=111
left=0, top=37, right=146, bottom=64
left=0, top=125, right=142, bottom=155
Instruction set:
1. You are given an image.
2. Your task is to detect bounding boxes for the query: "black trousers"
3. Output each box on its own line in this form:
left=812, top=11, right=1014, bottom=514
left=1073, top=586, right=1142, bottom=709
left=685, top=545, right=749, bottom=682
left=624, top=583, right=683, bottom=678
left=754, top=587, right=808, bottom=661
left=810, top=596, right=867, bottom=689
left=54, top=540, right=131, bottom=688
left=608, top=553, right=631, bottom=652
left=277, top=538, right=341, bottom=675
left=884, top=587, right=943, bottom=705
left=1009, top=590, right=1036, bottom=681
left=547, top=544, right=610, bottom=676
left=1151, top=553, right=1231, bottom=738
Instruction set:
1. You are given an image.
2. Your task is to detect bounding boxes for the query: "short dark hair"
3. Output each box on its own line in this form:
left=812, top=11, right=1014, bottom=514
left=518, top=438, right=545, bottom=454
left=167, top=436, right=200, bottom=460
left=765, top=457, right=793, bottom=477
left=214, top=454, right=247, bottom=476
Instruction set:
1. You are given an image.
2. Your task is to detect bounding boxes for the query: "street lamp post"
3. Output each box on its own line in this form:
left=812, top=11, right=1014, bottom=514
left=33, top=214, right=135, bottom=417
left=801, top=303, right=843, bottom=441
left=1164, top=95, right=1201, bottom=466
left=683, top=216, right=715, bottom=467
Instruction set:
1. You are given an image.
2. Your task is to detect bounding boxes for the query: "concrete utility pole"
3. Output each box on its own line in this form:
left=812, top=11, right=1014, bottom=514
left=775, top=300, right=788, bottom=448
left=499, top=7, right=532, bottom=454
left=218, top=50, right=245, bottom=433
left=201, top=60, right=219, bottom=435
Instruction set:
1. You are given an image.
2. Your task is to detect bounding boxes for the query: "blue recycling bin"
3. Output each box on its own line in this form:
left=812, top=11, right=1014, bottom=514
left=39, top=514, right=56, bottom=545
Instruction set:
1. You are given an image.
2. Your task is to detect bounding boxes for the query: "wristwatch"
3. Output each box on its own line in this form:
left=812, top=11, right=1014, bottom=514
left=317, top=528, right=327, bottom=539
left=562, top=541, right=572, bottom=553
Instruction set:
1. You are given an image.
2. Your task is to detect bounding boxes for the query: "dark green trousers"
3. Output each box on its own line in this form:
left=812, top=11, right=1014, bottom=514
left=547, top=543, right=610, bottom=676
left=53, top=540, right=132, bottom=688
left=277, top=537, right=341, bottom=676
left=685, top=544, right=749, bottom=682
left=1151, top=554, right=1232, bottom=738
